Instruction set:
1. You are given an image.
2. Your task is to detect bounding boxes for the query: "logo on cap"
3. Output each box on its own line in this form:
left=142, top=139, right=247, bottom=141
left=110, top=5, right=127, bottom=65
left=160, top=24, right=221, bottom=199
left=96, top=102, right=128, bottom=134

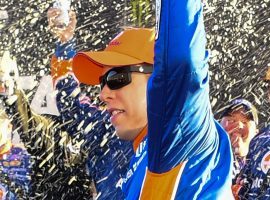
left=108, top=40, right=121, bottom=46
left=261, top=151, right=270, bottom=174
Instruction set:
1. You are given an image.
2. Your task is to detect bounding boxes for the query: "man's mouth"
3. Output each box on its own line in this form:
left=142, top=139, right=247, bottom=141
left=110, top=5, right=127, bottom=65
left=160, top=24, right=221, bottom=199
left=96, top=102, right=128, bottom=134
left=110, top=109, right=125, bottom=117
left=108, top=108, right=125, bottom=123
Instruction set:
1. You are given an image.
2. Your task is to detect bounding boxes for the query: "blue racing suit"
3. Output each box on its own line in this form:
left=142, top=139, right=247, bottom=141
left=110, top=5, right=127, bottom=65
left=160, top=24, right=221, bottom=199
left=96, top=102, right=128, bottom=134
left=0, top=145, right=31, bottom=200
left=52, top=41, right=133, bottom=200
left=122, top=0, right=234, bottom=199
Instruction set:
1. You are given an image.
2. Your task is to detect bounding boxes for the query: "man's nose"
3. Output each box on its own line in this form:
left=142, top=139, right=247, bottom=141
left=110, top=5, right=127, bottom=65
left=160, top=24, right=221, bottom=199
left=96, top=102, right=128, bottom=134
left=236, top=121, right=244, bottom=129
left=99, top=84, right=113, bottom=102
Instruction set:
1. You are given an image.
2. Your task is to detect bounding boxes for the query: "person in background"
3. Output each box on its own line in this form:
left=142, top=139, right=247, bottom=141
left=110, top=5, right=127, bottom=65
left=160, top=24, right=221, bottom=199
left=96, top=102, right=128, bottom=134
left=0, top=50, right=97, bottom=199
left=0, top=108, right=31, bottom=200
left=220, top=98, right=259, bottom=183
left=0, top=51, right=31, bottom=200
left=232, top=71, right=270, bottom=199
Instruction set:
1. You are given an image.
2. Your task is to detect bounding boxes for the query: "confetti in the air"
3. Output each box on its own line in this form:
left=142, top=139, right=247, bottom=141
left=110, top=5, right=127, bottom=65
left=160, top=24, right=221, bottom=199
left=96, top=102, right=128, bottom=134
left=0, top=0, right=269, bottom=199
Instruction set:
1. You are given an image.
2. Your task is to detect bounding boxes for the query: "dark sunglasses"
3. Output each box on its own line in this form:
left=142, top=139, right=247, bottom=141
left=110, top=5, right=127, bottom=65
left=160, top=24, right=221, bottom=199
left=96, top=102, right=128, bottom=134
left=99, top=65, right=153, bottom=90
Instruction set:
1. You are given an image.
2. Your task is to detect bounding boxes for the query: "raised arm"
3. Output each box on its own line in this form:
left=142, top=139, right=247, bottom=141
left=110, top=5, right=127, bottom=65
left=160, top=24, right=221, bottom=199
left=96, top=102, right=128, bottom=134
left=142, top=0, right=233, bottom=198
left=148, top=0, right=210, bottom=173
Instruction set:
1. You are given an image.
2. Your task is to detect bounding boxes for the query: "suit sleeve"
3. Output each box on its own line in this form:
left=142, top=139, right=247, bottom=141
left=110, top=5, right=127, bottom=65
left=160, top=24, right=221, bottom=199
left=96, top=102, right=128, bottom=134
left=139, top=1, right=220, bottom=198
left=147, top=0, right=213, bottom=174
left=148, top=0, right=214, bottom=173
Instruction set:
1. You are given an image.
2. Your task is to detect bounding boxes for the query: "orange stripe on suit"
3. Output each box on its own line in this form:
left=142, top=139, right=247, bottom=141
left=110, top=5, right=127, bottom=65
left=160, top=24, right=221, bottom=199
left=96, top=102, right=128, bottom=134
left=140, top=162, right=187, bottom=200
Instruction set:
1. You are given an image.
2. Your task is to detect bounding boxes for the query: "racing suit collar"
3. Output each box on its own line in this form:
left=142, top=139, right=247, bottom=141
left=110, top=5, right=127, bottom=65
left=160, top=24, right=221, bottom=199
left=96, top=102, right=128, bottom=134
left=133, top=125, right=148, bottom=151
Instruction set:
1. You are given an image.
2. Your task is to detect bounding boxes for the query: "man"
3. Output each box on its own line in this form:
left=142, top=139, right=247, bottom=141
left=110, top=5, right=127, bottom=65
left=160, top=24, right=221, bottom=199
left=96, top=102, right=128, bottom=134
left=48, top=8, right=133, bottom=200
left=0, top=51, right=31, bottom=200
left=220, top=99, right=258, bottom=183
left=232, top=73, right=270, bottom=199
left=70, top=0, right=234, bottom=199
left=0, top=109, right=31, bottom=200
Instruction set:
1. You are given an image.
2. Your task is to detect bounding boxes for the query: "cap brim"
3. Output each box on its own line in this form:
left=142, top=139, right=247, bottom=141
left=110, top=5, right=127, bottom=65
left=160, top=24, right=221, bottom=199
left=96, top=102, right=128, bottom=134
left=222, top=103, right=258, bottom=125
left=73, top=51, right=143, bottom=85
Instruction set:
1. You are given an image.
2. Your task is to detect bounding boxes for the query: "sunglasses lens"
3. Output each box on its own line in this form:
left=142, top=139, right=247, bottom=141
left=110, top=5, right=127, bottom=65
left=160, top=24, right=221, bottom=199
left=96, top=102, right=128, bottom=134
left=106, top=71, right=131, bottom=90
left=99, top=65, right=152, bottom=90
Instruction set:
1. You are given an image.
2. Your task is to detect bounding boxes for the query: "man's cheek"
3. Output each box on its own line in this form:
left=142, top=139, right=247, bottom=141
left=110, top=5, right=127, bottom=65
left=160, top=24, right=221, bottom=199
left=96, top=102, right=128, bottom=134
left=226, top=125, right=239, bottom=134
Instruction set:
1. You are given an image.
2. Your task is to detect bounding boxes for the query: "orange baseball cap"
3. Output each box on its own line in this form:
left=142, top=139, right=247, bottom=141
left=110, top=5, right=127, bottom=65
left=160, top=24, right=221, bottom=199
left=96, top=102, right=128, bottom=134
left=72, top=28, right=155, bottom=85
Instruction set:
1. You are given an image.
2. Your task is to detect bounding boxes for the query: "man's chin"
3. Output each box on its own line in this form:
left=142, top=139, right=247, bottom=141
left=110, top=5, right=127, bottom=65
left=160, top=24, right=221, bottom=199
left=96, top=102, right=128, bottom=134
left=115, top=127, right=142, bottom=141
left=116, top=129, right=133, bottom=141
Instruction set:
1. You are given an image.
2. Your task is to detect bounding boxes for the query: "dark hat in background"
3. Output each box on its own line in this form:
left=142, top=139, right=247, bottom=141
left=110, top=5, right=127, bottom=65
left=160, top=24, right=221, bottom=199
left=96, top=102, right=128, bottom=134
left=222, top=98, right=259, bottom=125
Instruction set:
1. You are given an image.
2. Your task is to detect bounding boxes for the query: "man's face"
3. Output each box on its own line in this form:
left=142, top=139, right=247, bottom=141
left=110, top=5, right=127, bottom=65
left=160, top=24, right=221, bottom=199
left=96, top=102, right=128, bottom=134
left=221, top=109, right=257, bottom=157
left=100, top=67, right=148, bottom=141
